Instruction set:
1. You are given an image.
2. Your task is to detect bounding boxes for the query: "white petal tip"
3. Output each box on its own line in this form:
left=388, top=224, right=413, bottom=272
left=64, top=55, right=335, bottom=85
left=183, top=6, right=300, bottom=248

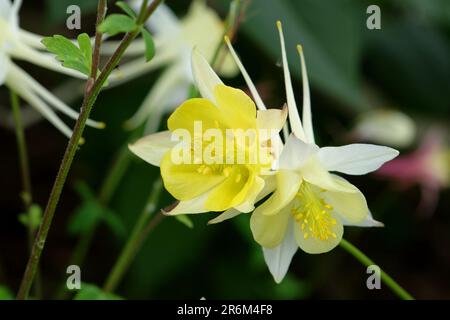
left=127, top=142, right=141, bottom=157
left=273, top=275, right=284, bottom=284
left=372, top=220, right=385, bottom=227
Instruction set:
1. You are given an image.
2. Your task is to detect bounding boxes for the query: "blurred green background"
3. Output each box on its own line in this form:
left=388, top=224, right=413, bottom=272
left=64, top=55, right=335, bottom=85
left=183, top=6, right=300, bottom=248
left=0, top=0, right=449, bottom=299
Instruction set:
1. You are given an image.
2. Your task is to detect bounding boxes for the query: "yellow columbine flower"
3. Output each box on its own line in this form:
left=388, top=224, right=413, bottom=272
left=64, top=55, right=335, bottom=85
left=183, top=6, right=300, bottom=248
left=0, top=0, right=103, bottom=137
left=250, top=22, right=399, bottom=283
left=129, top=49, right=287, bottom=215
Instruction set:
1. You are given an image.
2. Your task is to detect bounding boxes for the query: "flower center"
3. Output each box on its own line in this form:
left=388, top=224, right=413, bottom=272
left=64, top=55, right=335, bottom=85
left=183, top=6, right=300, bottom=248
left=291, top=182, right=337, bottom=241
left=196, top=164, right=234, bottom=178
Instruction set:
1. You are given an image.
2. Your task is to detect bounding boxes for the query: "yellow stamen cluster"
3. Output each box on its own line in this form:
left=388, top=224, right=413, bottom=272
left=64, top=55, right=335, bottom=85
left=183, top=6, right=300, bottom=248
left=196, top=164, right=234, bottom=178
left=291, top=182, right=337, bottom=241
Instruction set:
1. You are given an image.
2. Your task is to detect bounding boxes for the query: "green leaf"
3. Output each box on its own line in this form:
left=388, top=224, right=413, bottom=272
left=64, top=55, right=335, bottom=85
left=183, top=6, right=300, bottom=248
left=18, top=204, right=43, bottom=229
left=75, top=181, right=96, bottom=201
left=0, top=286, right=13, bottom=300
left=175, top=215, right=194, bottom=229
left=42, top=34, right=92, bottom=76
left=77, top=33, right=93, bottom=72
left=67, top=201, right=102, bottom=235
left=101, top=207, right=127, bottom=238
left=141, top=28, right=155, bottom=62
left=74, top=283, right=123, bottom=300
left=116, top=1, right=137, bottom=19
left=98, top=14, right=137, bottom=36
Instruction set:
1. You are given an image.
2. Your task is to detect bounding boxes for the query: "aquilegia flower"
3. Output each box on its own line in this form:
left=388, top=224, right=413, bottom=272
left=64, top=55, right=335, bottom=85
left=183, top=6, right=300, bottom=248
left=104, top=0, right=238, bottom=133
left=248, top=22, right=399, bottom=282
left=129, top=48, right=287, bottom=215
left=0, top=0, right=103, bottom=137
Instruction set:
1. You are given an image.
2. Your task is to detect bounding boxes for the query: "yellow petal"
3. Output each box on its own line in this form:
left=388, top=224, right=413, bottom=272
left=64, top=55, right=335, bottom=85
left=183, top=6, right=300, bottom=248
left=167, top=98, right=224, bottom=134
left=208, top=208, right=241, bottom=224
left=214, top=84, right=257, bottom=129
left=204, top=165, right=253, bottom=211
left=233, top=176, right=265, bottom=213
left=160, top=152, right=225, bottom=200
left=323, top=175, right=369, bottom=224
left=163, top=193, right=210, bottom=216
left=254, top=170, right=301, bottom=216
left=256, top=106, right=288, bottom=135
left=250, top=205, right=291, bottom=248
left=294, top=214, right=343, bottom=254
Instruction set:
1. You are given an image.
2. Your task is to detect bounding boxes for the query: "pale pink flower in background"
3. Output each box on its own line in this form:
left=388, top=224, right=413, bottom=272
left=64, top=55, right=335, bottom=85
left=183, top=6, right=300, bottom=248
left=376, top=130, right=449, bottom=216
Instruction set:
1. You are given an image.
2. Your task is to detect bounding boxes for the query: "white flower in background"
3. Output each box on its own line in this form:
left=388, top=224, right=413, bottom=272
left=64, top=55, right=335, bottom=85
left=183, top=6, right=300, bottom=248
left=352, top=109, right=416, bottom=148
left=104, top=0, right=238, bottom=133
left=0, top=0, right=103, bottom=137
left=231, top=22, right=399, bottom=283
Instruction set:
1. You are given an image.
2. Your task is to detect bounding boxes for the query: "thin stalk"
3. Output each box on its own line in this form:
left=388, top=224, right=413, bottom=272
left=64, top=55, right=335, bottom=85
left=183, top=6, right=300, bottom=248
left=340, top=238, right=414, bottom=300
left=16, top=0, right=164, bottom=300
left=89, top=0, right=108, bottom=82
left=10, top=90, right=43, bottom=298
left=211, top=0, right=242, bottom=72
left=103, top=180, right=163, bottom=293
left=10, top=91, right=32, bottom=210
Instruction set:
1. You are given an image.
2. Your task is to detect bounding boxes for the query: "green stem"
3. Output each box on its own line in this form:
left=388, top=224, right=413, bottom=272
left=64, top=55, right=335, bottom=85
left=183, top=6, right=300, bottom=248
left=10, top=90, right=32, bottom=210
left=339, top=238, right=414, bottom=300
left=103, top=179, right=163, bottom=293
left=210, top=0, right=241, bottom=72
left=16, top=0, right=164, bottom=300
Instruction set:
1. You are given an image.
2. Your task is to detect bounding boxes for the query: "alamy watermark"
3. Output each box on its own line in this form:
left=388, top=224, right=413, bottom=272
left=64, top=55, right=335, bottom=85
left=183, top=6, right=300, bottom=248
left=170, top=122, right=277, bottom=168
left=366, top=5, right=381, bottom=30
left=366, top=265, right=381, bottom=290
left=66, top=5, right=81, bottom=30
left=66, top=264, right=81, bottom=290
